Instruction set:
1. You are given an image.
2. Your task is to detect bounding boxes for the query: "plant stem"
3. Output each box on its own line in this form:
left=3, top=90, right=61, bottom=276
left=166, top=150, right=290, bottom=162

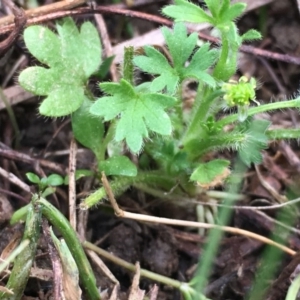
left=37, top=197, right=101, bottom=300
left=10, top=204, right=30, bottom=225
left=185, top=130, right=246, bottom=160
left=190, top=159, right=246, bottom=294
left=0, top=197, right=41, bottom=300
left=123, top=46, right=134, bottom=85
left=266, top=128, right=300, bottom=140
left=81, top=171, right=177, bottom=209
left=213, top=33, right=229, bottom=81
left=83, top=241, right=184, bottom=289
left=100, top=121, right=116, bottom=160
left=133, top=183, right=188, bottom=201
left=0, top=88, right=21, bottom=148
left=0, top=240, right=30, bottom=275
left=216, top=98, right=300, bottom=127
left=182, top=88, right=223, bottom=145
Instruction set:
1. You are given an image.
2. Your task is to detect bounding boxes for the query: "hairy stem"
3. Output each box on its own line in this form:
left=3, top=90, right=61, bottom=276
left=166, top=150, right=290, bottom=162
left=123, top=46, right=134, bottom=85
left=216, top=98, right=300, bottom=127
left=213, top=33, right=229, bottom=81
left=81, top=171, right=178, bottom=209
left=0, top=197, right=41, bottom=300
left=266, top=128, right=300, bottom=140
left=182, top=88, right=223, bottom=145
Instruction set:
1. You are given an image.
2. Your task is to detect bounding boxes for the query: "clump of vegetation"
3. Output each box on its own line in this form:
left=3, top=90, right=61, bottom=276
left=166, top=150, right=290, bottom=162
left=4, top=0, right=300, bottom=299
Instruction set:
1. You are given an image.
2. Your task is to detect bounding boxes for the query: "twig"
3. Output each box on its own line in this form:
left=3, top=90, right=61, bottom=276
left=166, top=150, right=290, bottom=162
left=68, top=137, right=77, bottom=230
left=1, top=5, right=300, bottom=66
left=42, top=219, right=63, bottom=300
left=0, top=0, right=87, bottom=27
left=0, top=166, right=31, bottom=193
left=0, top=147, right=66, bottom=174
left=254, top=164, right=288, bottom=204
left=0, top=0, right=26, bottom=55
left=94, top=13, right=119, bottom=82
left=100, top=173, right=296, bottom=256
left=83, top=241, right=183, bottom=290
left=86, top=249, right=119, bottom=285
left=191, top=196, right=300, bottom=210
left=101, top=172, right=124, bottom=217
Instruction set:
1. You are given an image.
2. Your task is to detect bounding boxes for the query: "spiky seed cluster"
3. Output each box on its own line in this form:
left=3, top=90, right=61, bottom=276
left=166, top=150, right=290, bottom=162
left=222, top=76, right=257, bottom=107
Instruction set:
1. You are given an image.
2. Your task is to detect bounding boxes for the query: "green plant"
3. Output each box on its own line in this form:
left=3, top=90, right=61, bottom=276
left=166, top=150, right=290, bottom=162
left=3, top=175, right=101, bottom=300
left=17, top=0, right=300, bottom=298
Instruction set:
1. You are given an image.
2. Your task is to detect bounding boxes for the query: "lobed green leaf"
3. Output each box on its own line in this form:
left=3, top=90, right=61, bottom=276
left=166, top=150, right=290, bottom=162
left=220, top=2, right=246, bottom=24
left=162, top=0, right=213, bottom=23
left=134, top=23, right=217, bottom=93
left=39, top=86, right=87, bottom=116
left=23, top=26, right=61, bottom=67
left=19, top=17, right=102, bottom=117
left=162, top=24, right=198, bottom=68
left=190, top=159, right=230, bottom=188
left=238, top=119, right=270, bottom=166
left=90, top=79, right=176, bottom=153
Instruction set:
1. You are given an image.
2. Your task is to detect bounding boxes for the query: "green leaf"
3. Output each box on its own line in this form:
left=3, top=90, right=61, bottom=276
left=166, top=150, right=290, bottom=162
left=39, top=86, right=87, bottom=116
left=190, top=159, right=230, bottom=188
left=241, top=29, right=262, bottom=42
left=133, top=46, right=178, bottom=94
left=42, top=187, right=56, bottom=198
left=99, top=156, right=137, bottom=176
left=19, top=17, right=102, bottom=117
left=220, top=2, right=246, bottom=24
left=64, top=170, right=95, bottom=185
left=26, top=172, right=41, bottom=184
left=162, top=0, right=213, bottom=23
left=46, top=174, right=64, bottom=186
left=72, top=99, right=104, bottom=159
left=162, top=23, right=198, bottom=68
left=23, top=26, right=61, bottom=67
left=90, top=79, right=176, bottom=153
left=184, top=43, right=218, bottom=87
left=205, top=0, right=221, bottom=18
left=94, top=55, right=115, bottom=80
left=50, top=230, right=81, bottom=300
left=146, top=138, right=191, bottom=175
left=238, top=119, right=270, bottom=166
left=40, top=177, right=48, bottom=188
left=134, top=23, right=217, bottom=93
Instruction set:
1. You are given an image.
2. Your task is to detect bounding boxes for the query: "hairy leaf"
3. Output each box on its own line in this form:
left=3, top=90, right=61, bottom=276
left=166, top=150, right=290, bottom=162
left=190, top=159, right=230, bottom=188
left=90, top=79, right=176, bottom=153
left=134, top=23, right=217, bottom=94
left=99, top=156, right=137, bottom=176
left=162, top=0, right=213, bottom=23
left=238, top=119, right=270, bottom=166
left=19, top=17, right=102, bottom=117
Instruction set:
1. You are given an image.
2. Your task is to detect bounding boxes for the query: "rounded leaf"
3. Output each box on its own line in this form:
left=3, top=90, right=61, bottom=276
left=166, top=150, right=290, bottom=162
left=80, top=21, right=102, bottom=77
left=19, top=67, right=59, bottom=95
left=39, top=86, right=85, bottom=116
left=26, top=172, right=40, bottom=184
left=46, top=174, right=64, bottom=186
left=24, top=25, right=61, bottom=67
left=72, top=99, right=104, bottom=156
left=99, top=156, right=137, bottom=177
